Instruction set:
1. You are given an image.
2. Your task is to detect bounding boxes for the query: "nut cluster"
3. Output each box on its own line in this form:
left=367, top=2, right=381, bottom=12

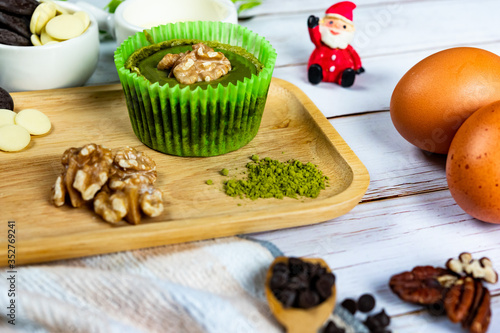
left=157, top=43, right=231, bottom=85
left=52, top=144, right=164, bottom=224
left=389, top=253, right=497, bottom=333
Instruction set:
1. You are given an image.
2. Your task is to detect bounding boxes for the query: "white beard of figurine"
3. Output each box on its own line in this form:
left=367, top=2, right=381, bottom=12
left=319, top=24, right=354, bottom=49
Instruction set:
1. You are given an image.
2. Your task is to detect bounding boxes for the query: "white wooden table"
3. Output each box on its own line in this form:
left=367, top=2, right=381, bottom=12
left=82, top=0, right=500, bottom=331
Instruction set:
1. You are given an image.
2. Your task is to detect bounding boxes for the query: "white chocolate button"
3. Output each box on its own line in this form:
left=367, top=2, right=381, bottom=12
left=0, top=109, right=16, bottom=127
left=15, top=109, right=51, bottom=135
left=73, top=11, right=90, bottom=31
left=40, top=27, right=60, bottom=45
left=45, top=14, right=86, bottom=40
left=39, top=0, right=69, bottom=15
left=30, top=1, right=57, bottom=35
left=0, top=124, right=31, bottom=152
left=30, top=34, right=42, bottom=46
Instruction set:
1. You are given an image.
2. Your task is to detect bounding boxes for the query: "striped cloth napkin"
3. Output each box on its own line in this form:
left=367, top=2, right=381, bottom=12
left=0, top=237, right=366, bottom=333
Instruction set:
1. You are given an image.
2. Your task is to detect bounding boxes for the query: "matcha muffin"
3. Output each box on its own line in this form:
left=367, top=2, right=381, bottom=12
left=114, top=21, right=277, bottom=157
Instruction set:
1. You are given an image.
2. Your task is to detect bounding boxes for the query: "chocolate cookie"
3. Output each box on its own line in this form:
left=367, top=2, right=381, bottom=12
left=0, top=0, right=38, bottom=16
left=0, top=10, right=30, bottom=39
left=0, top=27, right=30, bottom=46
left=0, top=87, right=14, bottom=111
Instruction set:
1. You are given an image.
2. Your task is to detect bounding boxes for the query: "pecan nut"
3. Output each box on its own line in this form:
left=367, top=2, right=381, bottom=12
left=389, top=266, right=455, bottom=305
left=444, top=277, right=491, bottom=333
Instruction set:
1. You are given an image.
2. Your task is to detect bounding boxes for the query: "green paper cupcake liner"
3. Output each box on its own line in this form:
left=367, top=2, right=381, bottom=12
left=114, top=21, right=277, bottom=157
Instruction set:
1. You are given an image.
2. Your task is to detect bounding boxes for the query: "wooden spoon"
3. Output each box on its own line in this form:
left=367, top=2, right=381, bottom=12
left=265, top=256, right=337, bottom=333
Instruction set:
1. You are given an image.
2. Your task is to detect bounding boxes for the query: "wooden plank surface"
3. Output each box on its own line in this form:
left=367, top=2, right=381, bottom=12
left=251, top=189, right=500, bottom=331
left=0, top=78, right=369, bottom=265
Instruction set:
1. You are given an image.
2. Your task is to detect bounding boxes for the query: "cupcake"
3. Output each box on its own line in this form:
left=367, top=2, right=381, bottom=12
left=114, top=21, right=277, bottom=157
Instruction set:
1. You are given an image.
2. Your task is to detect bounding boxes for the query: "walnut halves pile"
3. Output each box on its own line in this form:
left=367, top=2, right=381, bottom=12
left=157, top=43, right=231, bottom=85
left=389, top=253, right=497, bottom=333
left=52, top=144, right=164, bottom=224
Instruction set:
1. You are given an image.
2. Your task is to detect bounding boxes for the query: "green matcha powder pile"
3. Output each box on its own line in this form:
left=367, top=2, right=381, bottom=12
left=223, top=155, right=329, bottom=200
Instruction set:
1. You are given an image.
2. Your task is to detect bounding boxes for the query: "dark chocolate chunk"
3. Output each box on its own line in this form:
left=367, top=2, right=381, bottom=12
left=276, top=289, right=296, bottom=308
left=288, top=275, right=308, bottom=290
left=270, top=258, right=336, bottom=309
left=273, top=262, right=289, bottom=274
left=297, top=290, right=320, bottom=308
left=0, top=86, right=14, bottom=110
left=0, top=0, right=38, bottom=16
left=270, top=271, right=288, bottom=290
left=365, top=309, right=391, bottom=331
left=323, top=320, right=346, bottom=333
left=289, top=257, right=306, bottom=276
left=316, top=273, right=335, bottom=299
left=0, top=10, right=30, bottom=39
left=340, top=298, right=357, bottom=315
left=373, top=309, right=390, bottom=327
left=0, top=27, right=30, bottom=46
left=358, top=293, right=376, bottom=313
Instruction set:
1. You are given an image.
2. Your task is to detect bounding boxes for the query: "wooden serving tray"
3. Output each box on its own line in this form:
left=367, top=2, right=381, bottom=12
left=0, top=78, right=369, bottom=266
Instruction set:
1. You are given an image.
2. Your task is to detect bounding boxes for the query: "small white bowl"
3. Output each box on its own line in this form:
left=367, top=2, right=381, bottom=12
left=78, top=0, right=238, bottom=46
left=0, top=1, right=99, bottom=92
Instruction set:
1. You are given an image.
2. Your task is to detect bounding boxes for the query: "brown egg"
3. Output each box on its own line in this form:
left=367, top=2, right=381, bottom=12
left=446, top=100, right=500, bottom=224
left=390, top=47, right=500, bottom=154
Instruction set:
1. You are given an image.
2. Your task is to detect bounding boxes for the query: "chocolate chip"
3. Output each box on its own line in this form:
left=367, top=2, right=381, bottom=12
left=341, top=298, right=357, bottom=315
left=373, top=309, right=390, bottom=327
left=316, top=273, right=335, bottom=299
left=270, top=271, right=288, bottom=290
left=0, top=0, right=38, bottom=16
left=276, top=289, right=296, bottom=308
left=270, top=258, right=335, bottom=309
left=297, top=290, right=320, bottom=308
left=0, top=87, right=14, bottom=110
left=323, top=320, right=345, bottom=333
left=288, top=276, right=308, bottom=290
left=365, top=309, right=391, bottom=331
left=289, top=257, right=306, bottom=276
left=358, top=293, right=376, bottom=313
left=273, top=262, right=289, bottom=274
left=0, top=27, right=30, bottom=46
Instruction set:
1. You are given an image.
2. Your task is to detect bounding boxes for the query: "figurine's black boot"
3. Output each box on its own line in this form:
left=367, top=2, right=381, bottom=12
left=308, top=64, right=323, bottom=85
left=340, top=68, right=355, bottom=87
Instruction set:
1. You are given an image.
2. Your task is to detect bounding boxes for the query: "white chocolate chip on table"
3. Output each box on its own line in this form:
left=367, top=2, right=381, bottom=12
left=0, top=124, right=31, bottom=152
left=0, top=109, right=16, bottom=127
left=15, top=108, right=51, bottom=135
left=0, top=108, right=52, bottom=152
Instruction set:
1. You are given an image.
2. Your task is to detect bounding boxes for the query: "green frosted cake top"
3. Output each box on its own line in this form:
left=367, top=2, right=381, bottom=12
left=125, top=39, right=264, bottom=89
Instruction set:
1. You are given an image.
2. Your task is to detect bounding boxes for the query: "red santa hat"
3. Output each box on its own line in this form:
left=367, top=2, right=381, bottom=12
left=325, top=1, right=356, bottom=24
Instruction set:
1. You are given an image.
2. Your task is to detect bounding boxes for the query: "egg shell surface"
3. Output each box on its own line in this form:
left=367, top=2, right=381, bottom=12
left=390, top=47, right=500, bottom=154
left=446, top=100, right=500, bottom=224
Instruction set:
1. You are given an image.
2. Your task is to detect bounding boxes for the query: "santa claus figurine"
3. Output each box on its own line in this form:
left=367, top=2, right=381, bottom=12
left=307, top=1, right=364, bottom=87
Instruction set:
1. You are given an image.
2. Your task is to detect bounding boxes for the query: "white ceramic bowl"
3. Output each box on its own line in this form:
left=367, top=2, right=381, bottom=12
left=0, top=1, right=99, bottom=92
left=78, top=0, right=238, bottom=46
